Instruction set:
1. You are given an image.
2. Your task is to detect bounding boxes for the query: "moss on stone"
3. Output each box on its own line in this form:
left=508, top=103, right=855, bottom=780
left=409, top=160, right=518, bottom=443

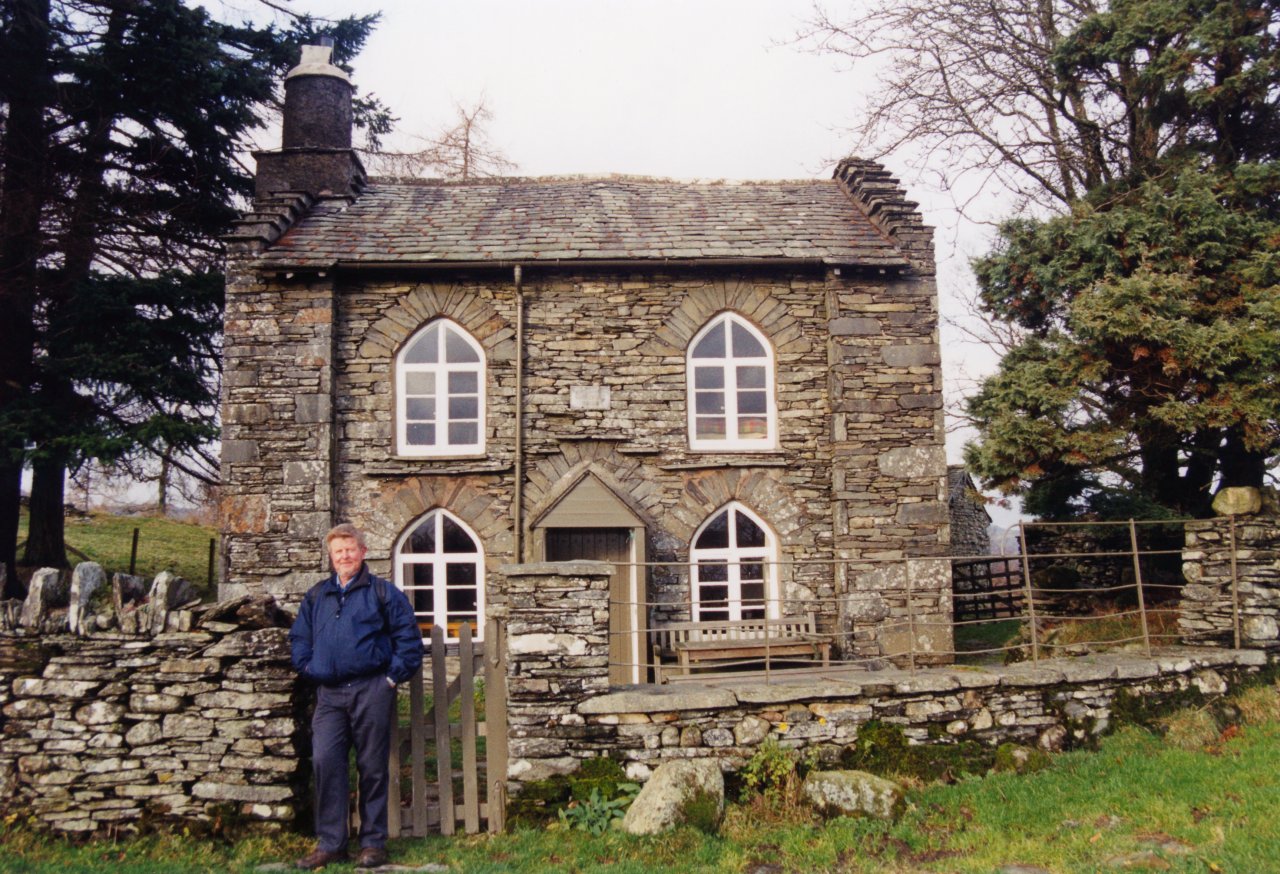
left=840, top=720, right=994, bottom=783
left=678, top=788, right=723, bottom=835
left=507, top=756, right=629, bottom=828
left=992, top=743, right=1050, bottom=774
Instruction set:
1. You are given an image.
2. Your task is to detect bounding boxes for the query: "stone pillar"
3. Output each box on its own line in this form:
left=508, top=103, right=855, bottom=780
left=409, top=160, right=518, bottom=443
left=497, top=562, right=612, bottom=789
left=1180, top=494, right=1280, bottom=650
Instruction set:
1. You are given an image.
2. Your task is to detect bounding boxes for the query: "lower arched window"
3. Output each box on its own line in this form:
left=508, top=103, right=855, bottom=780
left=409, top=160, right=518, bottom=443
left=690, top=503, right=778, bottom=622
left=394, top=510, right=484, bottom=642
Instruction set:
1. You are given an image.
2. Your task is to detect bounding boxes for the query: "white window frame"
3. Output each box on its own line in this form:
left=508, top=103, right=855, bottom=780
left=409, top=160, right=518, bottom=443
left=686, top=312, right=777, bottom=451
left=395, top=319, right=486, bottom=457
left=394, top=509, right=485, bottom=643
left=690, top=502, right=779, bottom=622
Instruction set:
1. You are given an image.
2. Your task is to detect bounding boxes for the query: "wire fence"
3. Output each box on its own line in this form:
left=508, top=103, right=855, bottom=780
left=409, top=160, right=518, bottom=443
left=591, top=518, right=1220, bottom=683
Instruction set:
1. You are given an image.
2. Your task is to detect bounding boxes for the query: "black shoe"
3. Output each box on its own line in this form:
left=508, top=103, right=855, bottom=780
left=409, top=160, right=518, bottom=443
left=355, top=846, right=389, bottom=869
left=296, top=847, right=348, bottom=870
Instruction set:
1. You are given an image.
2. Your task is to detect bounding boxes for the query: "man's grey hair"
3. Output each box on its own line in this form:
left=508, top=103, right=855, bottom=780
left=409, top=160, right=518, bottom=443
left=324, top=523, right=367, bottom=550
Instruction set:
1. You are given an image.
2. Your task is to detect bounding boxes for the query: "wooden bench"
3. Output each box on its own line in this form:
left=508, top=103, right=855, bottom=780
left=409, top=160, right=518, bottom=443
left=650, top=614, right=832, bottom=683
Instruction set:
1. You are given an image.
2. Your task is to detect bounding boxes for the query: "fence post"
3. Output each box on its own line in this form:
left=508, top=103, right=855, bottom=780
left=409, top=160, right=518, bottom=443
left=1127, top=519, right=1151, bottom=656
left=129, top=527, right=139, bottom=575
left=905, top=561, right=918, bottom=673
left=1018, top=522, right=1040, bottom=662
left=431, top=624, right=454, bottom=836
left=206, top=538, right=216, bottom=587
left=1229, top=515, right=1242, bottom=649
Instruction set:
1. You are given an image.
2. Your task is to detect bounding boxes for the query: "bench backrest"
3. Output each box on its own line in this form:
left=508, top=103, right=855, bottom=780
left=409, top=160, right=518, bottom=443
left=651, top=613, right=817, bottom=650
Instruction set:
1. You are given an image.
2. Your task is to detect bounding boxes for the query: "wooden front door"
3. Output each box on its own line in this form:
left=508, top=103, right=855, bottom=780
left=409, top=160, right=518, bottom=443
left=546, top=528, right=634, bottom=685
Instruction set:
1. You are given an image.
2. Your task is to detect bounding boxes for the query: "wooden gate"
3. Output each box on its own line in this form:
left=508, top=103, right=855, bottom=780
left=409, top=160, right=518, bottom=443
left=387, top=619, right=507, bottom=836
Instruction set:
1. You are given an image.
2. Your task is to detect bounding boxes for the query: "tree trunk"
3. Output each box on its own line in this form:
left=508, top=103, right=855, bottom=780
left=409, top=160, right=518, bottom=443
left=1219, top=429, right=1267, bottom=489
left=23, top=454, right=68, bottom=568
left=0, top=0, right=52, bottom=581
left=158, top=453, right=170, bottom=515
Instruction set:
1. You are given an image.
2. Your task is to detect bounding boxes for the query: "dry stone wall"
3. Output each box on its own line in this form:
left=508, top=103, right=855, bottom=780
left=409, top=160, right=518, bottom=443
left=0, top=566, right=305, bottom=836
left=499, top=565, right=1266, bottom=792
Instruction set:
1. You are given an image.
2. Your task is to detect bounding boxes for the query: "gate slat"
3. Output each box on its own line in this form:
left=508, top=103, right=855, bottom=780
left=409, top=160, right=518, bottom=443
left=459, top=624, right=480, bottom=833
left=387, top=701, right=403, bottom=836
left=484, top=618, right=508, bottom=834
left=431, top=625, right=455, bottom=835
left=409, top=661, right=428, bottom=836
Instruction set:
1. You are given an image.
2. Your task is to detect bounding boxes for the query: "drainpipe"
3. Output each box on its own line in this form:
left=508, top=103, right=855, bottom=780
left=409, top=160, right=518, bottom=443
left=513, top=265, right=525, bottom=562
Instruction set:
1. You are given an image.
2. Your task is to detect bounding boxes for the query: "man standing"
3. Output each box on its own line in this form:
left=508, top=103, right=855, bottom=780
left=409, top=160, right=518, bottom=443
left=290, top=523, right=424, bottom=870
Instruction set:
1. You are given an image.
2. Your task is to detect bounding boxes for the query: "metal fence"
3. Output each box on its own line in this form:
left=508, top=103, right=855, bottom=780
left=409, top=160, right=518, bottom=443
left=593, top=518, right=1217, bottom=684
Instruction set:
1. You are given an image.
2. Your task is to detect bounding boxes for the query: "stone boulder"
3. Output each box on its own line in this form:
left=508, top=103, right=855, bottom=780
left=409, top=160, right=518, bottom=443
left=148, top=571, right=198, bottom=634
left=20, top=568, right=68, bottom=629
left=800, top=769, right=904, bottom=821
left=1212, top=487, right=1262, bottom=516
left=620, top=759, right=724, bottom=836
left=67, top=562, right=107, bottom=635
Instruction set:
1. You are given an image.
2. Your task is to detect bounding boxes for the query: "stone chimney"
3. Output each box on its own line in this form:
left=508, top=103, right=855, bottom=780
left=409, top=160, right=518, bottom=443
left=253, top=41, right=366, bottom=202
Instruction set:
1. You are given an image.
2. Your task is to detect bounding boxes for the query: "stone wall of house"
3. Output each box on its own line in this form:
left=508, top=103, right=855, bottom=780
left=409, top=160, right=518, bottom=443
left=222, top=209, right=343, bottom=601
left=1181, top=509, right=1280, bottom=649
left=220, top=255, right=949, bottom=658
left=498, top=565, right=1266, bottom=791
left=0, top=566, right=305, bottom=835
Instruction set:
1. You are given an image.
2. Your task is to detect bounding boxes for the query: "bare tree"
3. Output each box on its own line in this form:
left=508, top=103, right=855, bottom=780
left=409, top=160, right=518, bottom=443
left=803, top=0, right=1119, bottom=214
left=364, top=98, right=516, bottom=181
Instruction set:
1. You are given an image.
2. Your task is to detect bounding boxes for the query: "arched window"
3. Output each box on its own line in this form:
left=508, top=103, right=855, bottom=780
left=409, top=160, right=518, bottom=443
left=687, top=313, right=776, bottom=450
left=690, top=503, right=778, bottom=622
left=396, top=320, right=485, bottom=456
left=394, top=510, right=484, bottom=642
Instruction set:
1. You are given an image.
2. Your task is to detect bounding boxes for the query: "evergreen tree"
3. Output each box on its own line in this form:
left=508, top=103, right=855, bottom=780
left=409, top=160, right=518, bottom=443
left=0, top=0, right=387, bottom=582
left=964, top=0, right=1280, bottom=518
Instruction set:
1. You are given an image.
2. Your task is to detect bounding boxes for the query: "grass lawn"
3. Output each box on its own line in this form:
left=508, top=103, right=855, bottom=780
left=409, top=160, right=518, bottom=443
left=17, top=508, right=217, bottom=594
left=2, top=683, right=1278, bottom=873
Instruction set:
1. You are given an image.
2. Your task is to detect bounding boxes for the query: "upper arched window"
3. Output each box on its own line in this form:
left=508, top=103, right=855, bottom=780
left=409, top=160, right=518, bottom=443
left=396, top=320, right=485, bottom=456
left=690, top=502, right=778, bottom=622
left=687, top=313, right=776, bottom=450
left=394, top=509, right=484, bottom=642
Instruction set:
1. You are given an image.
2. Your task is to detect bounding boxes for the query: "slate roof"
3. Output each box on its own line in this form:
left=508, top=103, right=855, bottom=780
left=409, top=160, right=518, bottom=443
left=255, top=176, right=907, bottom=269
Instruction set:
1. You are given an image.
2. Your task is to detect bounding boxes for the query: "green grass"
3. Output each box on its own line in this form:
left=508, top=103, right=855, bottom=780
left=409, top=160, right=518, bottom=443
left=17, top=508, right=217, bottom=594
left=3, top=685, right=1278, bottom=873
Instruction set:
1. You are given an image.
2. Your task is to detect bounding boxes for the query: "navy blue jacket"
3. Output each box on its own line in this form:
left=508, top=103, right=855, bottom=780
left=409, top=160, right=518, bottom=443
left=289, top=565, right=424, bottom=686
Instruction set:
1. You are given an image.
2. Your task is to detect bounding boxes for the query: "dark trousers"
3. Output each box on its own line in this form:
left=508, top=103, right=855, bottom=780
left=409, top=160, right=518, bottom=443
left=311, top=673, right=396, bottom=852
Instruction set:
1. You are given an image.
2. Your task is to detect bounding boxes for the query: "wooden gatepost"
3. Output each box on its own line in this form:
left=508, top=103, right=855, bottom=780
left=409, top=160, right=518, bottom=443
left=387, top=620, right=508, bottom=836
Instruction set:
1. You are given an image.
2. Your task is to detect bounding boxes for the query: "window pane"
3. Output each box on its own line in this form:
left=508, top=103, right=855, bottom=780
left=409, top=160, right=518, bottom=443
left=405, top=521, right=436, bottom=554
left=406, top=398, right=435, bottom=421
left=741, top=580, right=765, bottom=602
left=696, top=512, right=730, bottom=550
left=699, top=584, right=729, bottom=609
left=740, top=561, right=765, bottom=580
left=403, top=325, right=439, bottom=364
left=737, top=366, right=766, bottom=389
left=741, top=603, right=766, bottom=620
left=409, top=564, right=433, bottom=613
left=444, top=326, right=480, bottom=362
left=406, top=423, right=435, bottom=445
left=698, top=560, right=728, bottom=581
left=449, top=371, right=478, bottom=393
left=695, top=417, right=726, bottom=439
left=404, top=372, right=436, bottom=395
left=691, top=322, right=725, bottom=358
left=449, top=396, right=478, bottom=419
left=735, top=512, right=766, bottom=548
left=738, top=417, right=769, bottom=438
left=442, top=516, right=476, bottom=553
left=446, top=587, right=478, bottom=612
left=700, top=607, right=729, bottom=622
left=446, top=562, right=477, bottom=590
left=695, top=391, right=725, bottom=415
left=738, top=391, right=767, bottom=414
left=448, top=422, right=478, bottom=445
left=694, top=367, right=724, bottom=389
left=730, top=321, right=765, bottom=356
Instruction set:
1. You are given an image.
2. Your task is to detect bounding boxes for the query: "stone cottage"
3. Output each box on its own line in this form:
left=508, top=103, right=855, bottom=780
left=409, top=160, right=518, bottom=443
left=222, top=44, right=950, bottom=683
